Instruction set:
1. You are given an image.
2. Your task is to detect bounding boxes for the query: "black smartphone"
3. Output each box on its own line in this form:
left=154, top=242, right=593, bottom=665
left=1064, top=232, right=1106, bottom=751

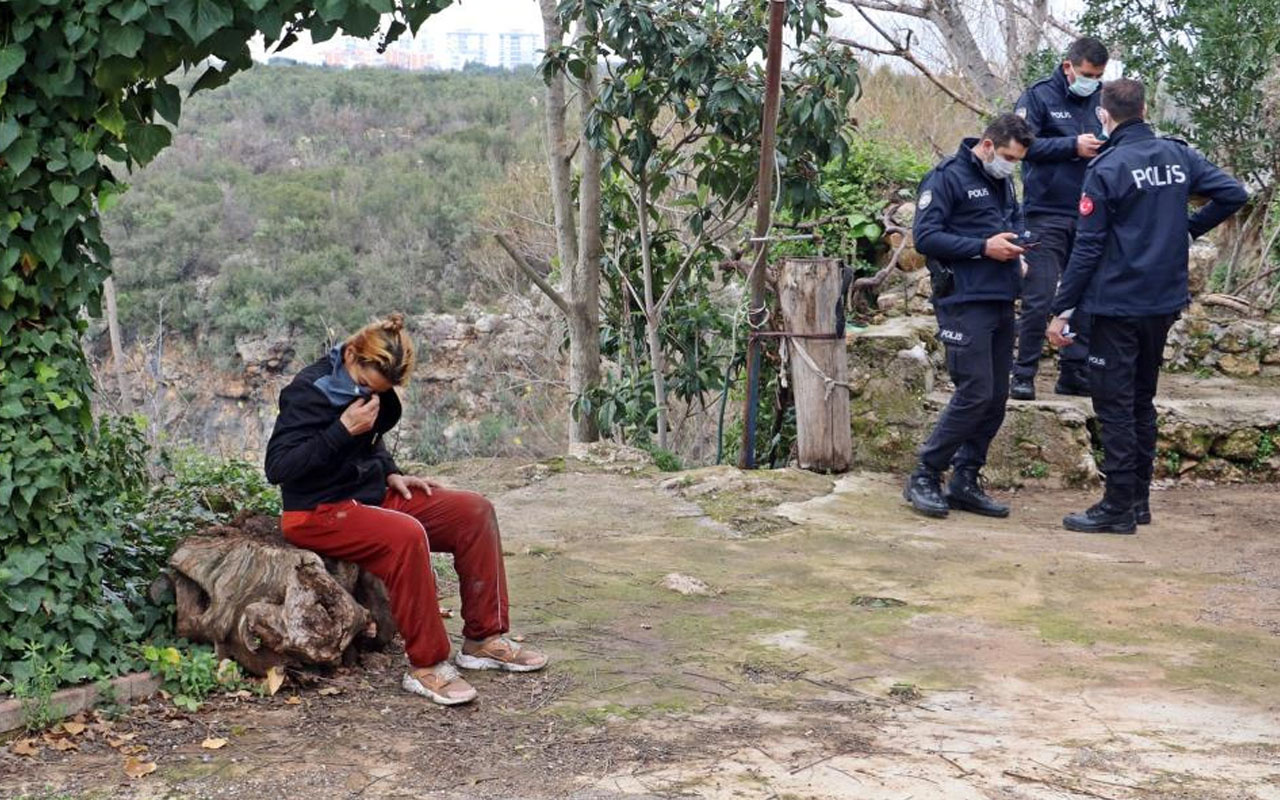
left=1013, top=232, right=1042, bottom=250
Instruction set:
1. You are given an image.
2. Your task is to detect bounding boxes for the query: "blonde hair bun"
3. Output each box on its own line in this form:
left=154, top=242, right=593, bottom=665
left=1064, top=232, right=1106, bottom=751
left=382, top=312, right=406, bottom=334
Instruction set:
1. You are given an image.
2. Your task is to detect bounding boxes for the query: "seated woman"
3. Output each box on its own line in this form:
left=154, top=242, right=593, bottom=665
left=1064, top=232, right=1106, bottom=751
left=265, top=313, right=546, bottom=705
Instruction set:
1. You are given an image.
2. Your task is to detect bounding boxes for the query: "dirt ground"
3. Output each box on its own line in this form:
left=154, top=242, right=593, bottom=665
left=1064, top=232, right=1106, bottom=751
left=3, top=456, right=1279, bottom=800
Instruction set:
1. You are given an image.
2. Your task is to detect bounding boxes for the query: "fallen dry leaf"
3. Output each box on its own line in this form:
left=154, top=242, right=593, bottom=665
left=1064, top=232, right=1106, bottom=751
left=62, top=721, right=87, bottom=736
left=438, top=607, right=454, bottom=618
left=264, top=665, right=286, bottom=696
left=512, top=634, right=526, bottom=642
left=201, top=737, right=228, bottom=750
left=123, top=756, right=157, bottom=778
left=317, top=686, right=342, bottom=696
left=228, top=689, right=253, bottom=699
left=119, top=744, right=150, bottom=756
left=284, top=696, right=302, bottom=705
left=11, top=739, right=39, bottom=757
left=45, top=737, right=78, bottom=752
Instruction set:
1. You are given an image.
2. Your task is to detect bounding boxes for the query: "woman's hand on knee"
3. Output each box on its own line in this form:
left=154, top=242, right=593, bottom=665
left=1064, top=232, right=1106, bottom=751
left=388, top=473, right=441, bottom=499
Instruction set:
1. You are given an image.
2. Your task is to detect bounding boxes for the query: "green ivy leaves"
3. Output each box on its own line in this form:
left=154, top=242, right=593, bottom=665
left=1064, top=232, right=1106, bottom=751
left=0, top=0, right=454, bottom=687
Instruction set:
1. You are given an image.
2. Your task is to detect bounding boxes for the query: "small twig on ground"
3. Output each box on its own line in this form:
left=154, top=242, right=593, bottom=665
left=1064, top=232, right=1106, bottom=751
left=789, top=749, right=862, bottom=775
left=1003, top=769, right=1121, bottom=800
left=937, top=753, right=973, bottom=777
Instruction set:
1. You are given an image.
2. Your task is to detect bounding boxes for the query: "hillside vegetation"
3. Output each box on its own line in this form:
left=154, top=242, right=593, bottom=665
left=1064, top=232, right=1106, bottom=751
left=103, top=65, right=544, bottom=360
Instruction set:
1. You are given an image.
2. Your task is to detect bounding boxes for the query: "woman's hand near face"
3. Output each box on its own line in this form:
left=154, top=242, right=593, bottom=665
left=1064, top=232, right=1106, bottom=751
left=340, top=395, right=380, bottom=435
left=387, top=473, right=440, bottom=499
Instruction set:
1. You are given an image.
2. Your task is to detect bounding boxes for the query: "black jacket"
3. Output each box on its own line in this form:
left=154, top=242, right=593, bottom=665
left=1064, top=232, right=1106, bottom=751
left=1052, top=120, right=1248, bottom=318
left=1016, top=66, right=1106, bottom=217
left=264, top=354, right=403, bottom=511
left=913, top=138, right=1024, bottom=306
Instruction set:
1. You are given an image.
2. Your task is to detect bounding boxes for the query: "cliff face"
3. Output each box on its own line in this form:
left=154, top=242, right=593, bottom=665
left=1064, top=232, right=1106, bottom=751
left=92, top=300, right=567, bottom=465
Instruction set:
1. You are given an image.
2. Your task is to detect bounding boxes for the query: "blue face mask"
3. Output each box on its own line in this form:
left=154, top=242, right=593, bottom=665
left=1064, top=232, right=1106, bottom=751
left=1069, top=74, right=1101, bottom=97
left=314, top=345, right=373, bottom=407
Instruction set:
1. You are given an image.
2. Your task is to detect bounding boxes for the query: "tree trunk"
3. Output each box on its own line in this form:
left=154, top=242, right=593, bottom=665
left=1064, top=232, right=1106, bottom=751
left=165, top=514, right=396, bottom=677
left=102, top=275, right=130, bottom=410
left=568, top=52, right=603, bottom=445
left=927, top=0, right=1007, bottom=103
left=778, top=258, right=852, bottom=473
left=636, top=180, right=669, bottom=450
left=540, top=0, right=578, bottom=280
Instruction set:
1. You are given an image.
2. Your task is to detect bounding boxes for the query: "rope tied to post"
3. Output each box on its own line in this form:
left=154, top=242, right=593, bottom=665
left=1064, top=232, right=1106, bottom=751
left=787, top=336, right=852, bottom=402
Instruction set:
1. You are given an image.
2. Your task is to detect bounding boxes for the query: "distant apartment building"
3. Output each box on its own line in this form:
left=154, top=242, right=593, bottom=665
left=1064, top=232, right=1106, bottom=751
left=496, top=32, right=538, bottom=69
left=318, top=28, right=539, bottom=72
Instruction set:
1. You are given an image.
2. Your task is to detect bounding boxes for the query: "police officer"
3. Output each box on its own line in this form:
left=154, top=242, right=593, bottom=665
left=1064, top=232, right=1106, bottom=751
left=1048, top=78, right=1247, bottom=533
left=1010, top=37, right=1110, bottom=401
left=904, top=113, right=1034, bottom=519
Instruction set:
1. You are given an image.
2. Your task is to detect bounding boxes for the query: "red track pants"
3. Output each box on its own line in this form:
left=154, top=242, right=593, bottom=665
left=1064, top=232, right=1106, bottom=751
left=281, top=487, right=509, bottom=667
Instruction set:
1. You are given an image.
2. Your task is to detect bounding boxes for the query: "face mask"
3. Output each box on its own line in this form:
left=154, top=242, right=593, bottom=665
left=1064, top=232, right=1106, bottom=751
left=984, top=153, right=1016, bottom=180
left=1069, top=74, right=1101, bottom=97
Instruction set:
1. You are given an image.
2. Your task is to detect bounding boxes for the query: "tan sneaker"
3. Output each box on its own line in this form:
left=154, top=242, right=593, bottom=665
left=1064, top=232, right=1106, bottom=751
left=402, top=662, right=478, bottom=705
left=455, top=635, right=548, bottom=673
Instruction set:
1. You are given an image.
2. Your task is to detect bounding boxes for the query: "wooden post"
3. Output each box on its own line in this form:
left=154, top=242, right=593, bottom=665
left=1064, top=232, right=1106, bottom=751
left=738, top=0, right=787, bottom=469
left=778, top=258, right=852, bottom=473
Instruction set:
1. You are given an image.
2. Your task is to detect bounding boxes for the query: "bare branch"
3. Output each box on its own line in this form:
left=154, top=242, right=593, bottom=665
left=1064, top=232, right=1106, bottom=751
left=494, top=233, right=571, bottom=317
left=656, top=234, right=708, bottom=314
left=833, top=0, right=929, bottom=20
left=827, top=8, right=991, bottom=117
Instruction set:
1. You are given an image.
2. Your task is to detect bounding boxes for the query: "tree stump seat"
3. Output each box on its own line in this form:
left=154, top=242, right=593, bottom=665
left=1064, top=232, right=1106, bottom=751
left=163, top=514, right=398, bottom=676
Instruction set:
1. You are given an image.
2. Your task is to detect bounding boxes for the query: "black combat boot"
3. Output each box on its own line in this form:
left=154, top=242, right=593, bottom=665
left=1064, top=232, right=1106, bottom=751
left=1063, top=485, right=1137, bottom=534
left=1134, top=485, right=1151, bottom=525
left=903, top=466, right=949, bottom=518
left=946, top=466, right=1010, bottom=517
left=1054, top=364, right=1090, bottom=397
left=1009, top=376, right=1036, bottom=401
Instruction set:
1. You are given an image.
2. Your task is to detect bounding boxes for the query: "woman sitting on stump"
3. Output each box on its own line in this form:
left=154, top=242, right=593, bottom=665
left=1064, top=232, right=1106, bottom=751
left=264, top=313, right=546, bottom=705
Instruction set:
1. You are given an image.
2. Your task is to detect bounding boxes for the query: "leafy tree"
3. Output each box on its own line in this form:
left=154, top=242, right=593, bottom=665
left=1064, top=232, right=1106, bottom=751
left=545, top=0, right=860, bottom=449
left=1083, top=0, right=1280, bottom=293
left=0, top=0, right=453, bottom=684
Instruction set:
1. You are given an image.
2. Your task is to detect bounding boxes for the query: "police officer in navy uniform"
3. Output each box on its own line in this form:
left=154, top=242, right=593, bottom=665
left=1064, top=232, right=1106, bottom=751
left=904, top=114, right=1035, bottom=519
left=1010, top=37, right=1110, bottom=401
left=1048, top=78, right=1247, bottom=533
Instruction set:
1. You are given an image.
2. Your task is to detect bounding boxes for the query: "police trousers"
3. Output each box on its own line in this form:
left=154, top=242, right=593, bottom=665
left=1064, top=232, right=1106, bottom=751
left=919, top=301, right=1015, bottom=472
left=1089, top=313, right=1179, bottom=499
left=1015, top=213, right=1092, bottom=379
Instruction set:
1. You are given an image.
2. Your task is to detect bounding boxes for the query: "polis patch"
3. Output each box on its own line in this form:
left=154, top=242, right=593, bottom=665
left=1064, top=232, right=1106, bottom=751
left=918, top=189, right=933, bottom=210
left=1079, top=194, right=1095, bottom=216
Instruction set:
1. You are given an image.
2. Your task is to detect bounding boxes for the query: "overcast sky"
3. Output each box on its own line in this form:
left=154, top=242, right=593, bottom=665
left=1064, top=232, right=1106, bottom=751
left=255, top=0, right=1092, bottom=73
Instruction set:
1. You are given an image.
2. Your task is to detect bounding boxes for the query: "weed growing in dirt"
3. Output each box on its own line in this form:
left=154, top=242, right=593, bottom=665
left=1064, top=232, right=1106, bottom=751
left=1253, top=427, right=1277, bottom=471
left=142, top=644, right=254, bottom=712
left=11, top=641, right=70, bottom=732
left=1021, top=461, right=1050, bottom=479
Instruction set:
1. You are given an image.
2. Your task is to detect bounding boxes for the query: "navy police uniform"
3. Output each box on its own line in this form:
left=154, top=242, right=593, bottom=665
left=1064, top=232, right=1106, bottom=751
left=1013, top=66, right=1105, bottom=386
left=1051, top=119, right=1247, bottom=515
left=912, top=138, right=1023, bottom=481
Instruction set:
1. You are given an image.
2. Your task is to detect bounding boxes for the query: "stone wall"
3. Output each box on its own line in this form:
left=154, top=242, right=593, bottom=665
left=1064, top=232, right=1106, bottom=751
left=1163, top=311, right=1280, bottom=378
left=845, top=316, right=1100, bottom=488
left=846, top=316, right=1280, bottom=487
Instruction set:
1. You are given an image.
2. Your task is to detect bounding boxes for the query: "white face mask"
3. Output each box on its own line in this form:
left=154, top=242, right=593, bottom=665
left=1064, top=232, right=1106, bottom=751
left=1067, top=64, right=1102, bottom=97
left=984, top=153, right=1016, bottom=180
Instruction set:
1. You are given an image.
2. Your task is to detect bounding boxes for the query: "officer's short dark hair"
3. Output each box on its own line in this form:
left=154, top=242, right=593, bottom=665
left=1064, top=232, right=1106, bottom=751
left=981, top=113, right=1034, bottom=150
left=1102, top=78, right=1145, bottom=124
left=1066, top=36, right=1109, bottom=67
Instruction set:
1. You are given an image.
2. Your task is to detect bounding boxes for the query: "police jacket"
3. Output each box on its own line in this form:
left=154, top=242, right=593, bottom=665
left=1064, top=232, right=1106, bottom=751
left=264, top=354, right=402, bottom=511
left=912, top=138, right=1024, bottom=307
left=1016, top=66, right=1105, bottom=217
left=1051, top=120, right=1248, bottom=318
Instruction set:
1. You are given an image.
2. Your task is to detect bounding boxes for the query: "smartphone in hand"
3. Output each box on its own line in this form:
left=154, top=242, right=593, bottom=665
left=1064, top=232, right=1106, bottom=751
left=1012, top=231, right=1042, bottom=250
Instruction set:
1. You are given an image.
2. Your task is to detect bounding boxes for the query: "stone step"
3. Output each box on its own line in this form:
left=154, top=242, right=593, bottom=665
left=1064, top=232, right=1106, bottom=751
left=846, top=316, right=1280, bottom=487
